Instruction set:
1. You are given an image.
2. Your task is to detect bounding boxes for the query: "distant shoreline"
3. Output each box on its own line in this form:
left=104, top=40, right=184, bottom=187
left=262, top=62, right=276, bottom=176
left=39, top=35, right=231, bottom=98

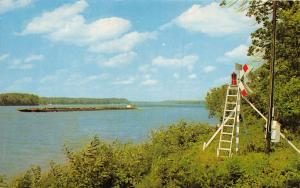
left=18, top=105, right=136, bottom=112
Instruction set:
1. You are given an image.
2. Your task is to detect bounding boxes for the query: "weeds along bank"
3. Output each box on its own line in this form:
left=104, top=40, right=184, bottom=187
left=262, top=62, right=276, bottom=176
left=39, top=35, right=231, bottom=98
left=3, top=118, right=300, bottom=188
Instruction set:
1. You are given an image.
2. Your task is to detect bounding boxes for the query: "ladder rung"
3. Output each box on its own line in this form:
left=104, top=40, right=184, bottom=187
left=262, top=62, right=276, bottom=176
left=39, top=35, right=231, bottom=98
left=227, top=102, right=236, bottom=104
left=222, top=132, right=233, bottom=135
left=220, top=140, right=231, bottom=143
left=227, top=117, right=235, bottom=120
left=228, top=95, right=238, bottom=97
left=224, top=124, right=234, bottom=127
left=219, top=148, right=231, bottom=151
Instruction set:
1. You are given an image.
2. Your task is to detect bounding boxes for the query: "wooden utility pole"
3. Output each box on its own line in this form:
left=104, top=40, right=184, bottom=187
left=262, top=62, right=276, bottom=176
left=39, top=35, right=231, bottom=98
left=266, top=0, right=277, bottom=154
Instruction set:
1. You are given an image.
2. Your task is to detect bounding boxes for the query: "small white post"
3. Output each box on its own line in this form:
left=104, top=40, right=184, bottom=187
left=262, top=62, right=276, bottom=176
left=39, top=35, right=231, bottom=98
left=242, top=96, right=300, bottom=155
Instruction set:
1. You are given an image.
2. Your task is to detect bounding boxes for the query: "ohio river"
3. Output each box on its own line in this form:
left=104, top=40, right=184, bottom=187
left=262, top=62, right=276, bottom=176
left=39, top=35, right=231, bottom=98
left=0, top=104, right=216, bottom=176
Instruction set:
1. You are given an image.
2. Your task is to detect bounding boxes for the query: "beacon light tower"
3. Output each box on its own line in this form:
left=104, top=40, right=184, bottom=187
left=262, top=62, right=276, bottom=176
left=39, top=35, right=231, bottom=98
left=203, top=64, right=300, bottom=157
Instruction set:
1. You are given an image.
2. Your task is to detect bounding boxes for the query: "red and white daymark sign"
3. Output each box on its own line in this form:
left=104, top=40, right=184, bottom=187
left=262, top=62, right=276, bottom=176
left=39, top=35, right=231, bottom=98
left=238, top=82, right=248, bottom=97
left=239, top=64, right=253, bottom=79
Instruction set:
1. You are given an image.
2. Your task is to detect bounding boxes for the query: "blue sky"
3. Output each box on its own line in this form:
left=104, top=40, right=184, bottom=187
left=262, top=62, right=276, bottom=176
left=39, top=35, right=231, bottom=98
left=0, top=0, right=256, bottom=101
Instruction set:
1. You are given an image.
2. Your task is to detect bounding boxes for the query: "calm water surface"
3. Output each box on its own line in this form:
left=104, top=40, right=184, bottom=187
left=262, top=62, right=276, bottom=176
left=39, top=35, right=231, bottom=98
left=0, top=104, right=216, bottom=176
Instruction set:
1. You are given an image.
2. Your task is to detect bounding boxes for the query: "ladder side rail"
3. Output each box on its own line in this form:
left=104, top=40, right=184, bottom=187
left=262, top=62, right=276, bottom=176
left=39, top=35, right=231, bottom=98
left=235, top=88, right=241, bottom=153
left=221, top=86, right=230, bottom=121
left=227, top=101, right=237, bottom=156
left=218, top=85, right=238, bottom=157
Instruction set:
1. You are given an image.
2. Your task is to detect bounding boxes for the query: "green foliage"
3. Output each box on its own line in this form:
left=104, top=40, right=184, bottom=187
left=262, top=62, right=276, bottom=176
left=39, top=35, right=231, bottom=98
left=0, top=93, right=39, bottom=106
left=205, top=85, right=227, bottom=122
left=8, top=120, right=300, bottom=188
left=246, top=1, right=300, bottom=130
left=0, top=93, right=129, bottom=106
left=210, top=1, right=300, bottom=131
left=9, top=166, right=41, bottom=188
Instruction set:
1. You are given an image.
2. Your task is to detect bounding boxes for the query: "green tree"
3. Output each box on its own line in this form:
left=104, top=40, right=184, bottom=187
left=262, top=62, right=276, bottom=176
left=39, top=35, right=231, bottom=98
left=217, top=1, right=300, bottom=131
left=247, top=1, right=300, bottom=131
left=205, top=85, right=227, bottom=122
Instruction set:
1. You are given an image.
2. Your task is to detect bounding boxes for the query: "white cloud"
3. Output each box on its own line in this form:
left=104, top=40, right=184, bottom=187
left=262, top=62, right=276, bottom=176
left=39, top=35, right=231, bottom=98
left=40, top=68, right=109, bottom=85
left=102, top=51, right=137, bottom=67
left=23, top=0, right=131, bottom=45
left=188, top=74, right=197, bottom=79
left=203, top=65, right=216, bottom=73
left=141, top=79, right=158, bottom=86
left=224, top=44, right=248, bottom=58
left=9, top=59, right=33, bottom=69
left=64, top=73, right=110, bottom=86
left=175, top=3, right=254, bottom=36
left=152, top=55, right=198, bottom=71
left=85, top=74, right=109, bottom=82
left=24, top=54, right=44, bottom=63
left=89, top=32, right=156, bottom=53
left=0, top=0, right=31, bottom=14
left=0, top=53, right=10, bottom=61
left=138, top=64, right=157, bottom=74
left=217, top=44, right=249, bottom=63
left=8, top=54, right=44, bottom=69
left=113, top=77, right=135, bottom=85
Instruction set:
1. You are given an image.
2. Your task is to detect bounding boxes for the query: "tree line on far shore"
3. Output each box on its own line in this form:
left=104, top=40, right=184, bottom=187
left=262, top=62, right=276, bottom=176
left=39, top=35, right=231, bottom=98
left=0, top=93, right=39, bottom=106
left=0, top=93, right=129, bottom=106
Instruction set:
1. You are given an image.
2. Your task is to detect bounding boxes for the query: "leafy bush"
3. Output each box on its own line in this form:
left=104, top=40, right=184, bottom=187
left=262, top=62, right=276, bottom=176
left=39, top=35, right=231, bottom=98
left=7, top=120, right=300, bottom=188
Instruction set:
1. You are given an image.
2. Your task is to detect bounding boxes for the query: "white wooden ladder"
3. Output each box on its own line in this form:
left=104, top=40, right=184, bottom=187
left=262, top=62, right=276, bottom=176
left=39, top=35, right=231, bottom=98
left=217, top=85, right=239, bottom=157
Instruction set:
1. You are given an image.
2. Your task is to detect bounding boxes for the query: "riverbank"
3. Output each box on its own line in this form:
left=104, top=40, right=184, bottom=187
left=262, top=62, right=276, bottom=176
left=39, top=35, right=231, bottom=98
left=17, top=105, right=136, bottom=112
left=4, top=120, right=300, bottom=187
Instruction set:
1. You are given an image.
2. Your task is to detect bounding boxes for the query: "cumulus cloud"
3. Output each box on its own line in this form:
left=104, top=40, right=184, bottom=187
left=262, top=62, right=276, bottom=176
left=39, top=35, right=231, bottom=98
left=175, top=3, right=254, bottom=36
left=9, top=59, right=33, bottom=69
left=22, top=0, right=131, bottom=46
left=40, top=68, right=109, bottom=85
left=203, top=65, right=216, bottom=73
left=21, top=0, right=154, bottom=55
left=24, top=54, right=44, bottom=63
left=138, top=64, right=157, bottom=74
left=224, top=44, right=248, bottom=58
left=152, top=55, right=198, bottom=71
left=141, top=79, right=158, bottom=86
left=102, top=52, right=137, bottom=67
left=8, top=54, right=44, bottom=69
left=188, top=74, right=197, bottom=79
left=113, top=77, right=135, bottom=85
left=0, top=0, right=31, bottom=14
left=140, top=74, right=158, bottom=86
left=0, top=53, right=10, bottom=61
left=89, top=32, right=156, bottom=53
left=217, top=44, right=249, bottom=63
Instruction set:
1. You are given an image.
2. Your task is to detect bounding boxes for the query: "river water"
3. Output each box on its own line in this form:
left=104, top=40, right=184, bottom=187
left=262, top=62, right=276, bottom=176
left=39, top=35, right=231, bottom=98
left=0, top=104, right=216, bottom=176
